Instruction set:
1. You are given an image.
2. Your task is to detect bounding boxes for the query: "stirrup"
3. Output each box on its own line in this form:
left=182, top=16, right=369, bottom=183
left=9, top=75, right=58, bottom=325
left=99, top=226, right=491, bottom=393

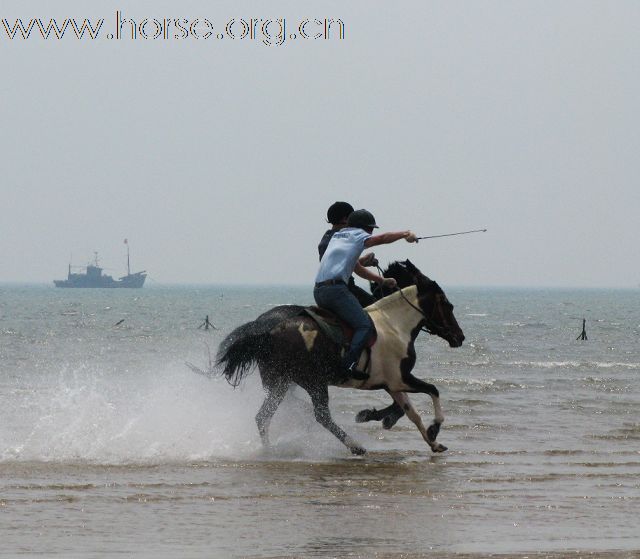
left=345, top=363, right=369, bottom=381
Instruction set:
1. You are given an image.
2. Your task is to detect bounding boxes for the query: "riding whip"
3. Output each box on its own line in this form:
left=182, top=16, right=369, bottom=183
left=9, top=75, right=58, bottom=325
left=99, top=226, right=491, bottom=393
left=416, top=228, right=487, bottom=241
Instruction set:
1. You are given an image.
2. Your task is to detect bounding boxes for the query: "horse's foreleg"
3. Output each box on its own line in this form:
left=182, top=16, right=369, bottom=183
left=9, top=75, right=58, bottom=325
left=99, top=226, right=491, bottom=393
left=413, top=379, right=445, bottom=425
left=355, top=400, right=405, bottom=430
left=403, top=374, right=446, bottom=441
left=256, top=377, right=288, bottom=447
left=306, top=384, right=366, bottom=456
left=390, top=392, right=447, bottom=453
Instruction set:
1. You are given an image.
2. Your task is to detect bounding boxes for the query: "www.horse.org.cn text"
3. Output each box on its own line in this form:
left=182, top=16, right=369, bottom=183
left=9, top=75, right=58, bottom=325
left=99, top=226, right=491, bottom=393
left=1, top=13, right=346, bottom=46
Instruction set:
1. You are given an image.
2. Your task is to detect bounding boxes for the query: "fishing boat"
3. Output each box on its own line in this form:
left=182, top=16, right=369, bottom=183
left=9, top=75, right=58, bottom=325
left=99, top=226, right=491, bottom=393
left=54, top=240, right=146, bottom=288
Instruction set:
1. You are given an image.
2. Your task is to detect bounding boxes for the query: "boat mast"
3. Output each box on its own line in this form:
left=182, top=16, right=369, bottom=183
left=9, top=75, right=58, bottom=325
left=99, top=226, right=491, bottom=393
left=124, top=238, right=130, bottom=275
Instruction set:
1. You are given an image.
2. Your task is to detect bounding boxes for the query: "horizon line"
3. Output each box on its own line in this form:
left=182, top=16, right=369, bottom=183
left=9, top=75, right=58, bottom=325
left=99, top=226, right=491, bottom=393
left=1, top=280, right=638, bottom=291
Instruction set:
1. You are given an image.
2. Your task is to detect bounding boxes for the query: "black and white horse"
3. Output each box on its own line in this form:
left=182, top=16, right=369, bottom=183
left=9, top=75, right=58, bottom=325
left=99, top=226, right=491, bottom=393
left=212, top=261, right=464, bottom=455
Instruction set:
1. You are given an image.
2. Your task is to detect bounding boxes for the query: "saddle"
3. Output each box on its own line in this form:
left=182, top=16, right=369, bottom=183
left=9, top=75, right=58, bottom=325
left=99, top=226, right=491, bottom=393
left=300, top=306, right=377, bottom=349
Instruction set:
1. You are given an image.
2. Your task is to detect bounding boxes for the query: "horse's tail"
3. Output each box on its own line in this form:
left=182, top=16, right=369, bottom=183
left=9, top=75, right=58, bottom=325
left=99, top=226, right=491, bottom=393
left=216, top=305, right=303, bottom=387
left=216, top=322, right=270, bottom=387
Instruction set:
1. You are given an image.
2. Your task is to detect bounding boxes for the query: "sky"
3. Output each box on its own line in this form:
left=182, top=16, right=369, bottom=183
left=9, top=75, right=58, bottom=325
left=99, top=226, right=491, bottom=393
left=1, top=1, right=638, bottom=288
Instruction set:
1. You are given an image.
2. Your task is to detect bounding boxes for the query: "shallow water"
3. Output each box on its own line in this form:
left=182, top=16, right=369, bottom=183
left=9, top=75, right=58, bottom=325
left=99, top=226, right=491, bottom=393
left=1, top=285, right=639, bottom=557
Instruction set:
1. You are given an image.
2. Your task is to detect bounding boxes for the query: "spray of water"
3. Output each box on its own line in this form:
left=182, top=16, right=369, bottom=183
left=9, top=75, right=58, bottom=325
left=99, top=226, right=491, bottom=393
left=0, top=359, right=355, bottom=465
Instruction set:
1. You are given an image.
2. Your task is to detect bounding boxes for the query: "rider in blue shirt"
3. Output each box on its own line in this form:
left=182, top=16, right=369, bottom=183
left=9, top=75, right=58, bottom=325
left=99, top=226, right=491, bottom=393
left=314, top=209, right=417, bottom=380
left=318, top=201, right=377, bottom=307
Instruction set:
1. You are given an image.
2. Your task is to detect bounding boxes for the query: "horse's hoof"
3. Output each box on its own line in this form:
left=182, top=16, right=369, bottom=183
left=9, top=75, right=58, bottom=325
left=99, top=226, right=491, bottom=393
left=431, top=443, right=447, bottom=453
left=350, top=446, right=367, bottom=456
left=382, top=414, right=401, bottom=430
left=355, top=409, right=374, bottom=423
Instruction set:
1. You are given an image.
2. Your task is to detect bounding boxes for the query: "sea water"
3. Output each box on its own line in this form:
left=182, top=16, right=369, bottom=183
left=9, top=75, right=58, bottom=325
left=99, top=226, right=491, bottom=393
left=0, top=284, right=639, bottom=558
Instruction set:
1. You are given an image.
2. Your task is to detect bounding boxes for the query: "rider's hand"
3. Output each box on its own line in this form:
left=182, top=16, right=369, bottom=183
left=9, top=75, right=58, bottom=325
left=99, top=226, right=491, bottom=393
left=405, top=232, right=418, bottom=243
left=381, top=277, right=397, bottom=289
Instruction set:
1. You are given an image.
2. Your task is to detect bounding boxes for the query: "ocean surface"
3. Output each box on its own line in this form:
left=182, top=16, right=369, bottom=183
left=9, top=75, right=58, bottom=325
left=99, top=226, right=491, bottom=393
left=1, top=284, right=639, bottom=558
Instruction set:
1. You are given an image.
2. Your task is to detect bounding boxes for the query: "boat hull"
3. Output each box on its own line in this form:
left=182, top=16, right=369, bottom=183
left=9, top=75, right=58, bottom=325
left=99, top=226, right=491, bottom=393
left=54, top=272, right=146, bottom=288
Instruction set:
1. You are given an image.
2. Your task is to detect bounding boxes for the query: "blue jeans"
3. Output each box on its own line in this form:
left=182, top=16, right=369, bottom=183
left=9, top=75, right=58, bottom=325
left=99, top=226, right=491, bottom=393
left=313, top=284, right=374, bottom=369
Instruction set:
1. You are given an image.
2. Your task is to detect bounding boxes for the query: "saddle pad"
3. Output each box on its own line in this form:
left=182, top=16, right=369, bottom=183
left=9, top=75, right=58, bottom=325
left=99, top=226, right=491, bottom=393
left=300, top=307, right=377, bottom=348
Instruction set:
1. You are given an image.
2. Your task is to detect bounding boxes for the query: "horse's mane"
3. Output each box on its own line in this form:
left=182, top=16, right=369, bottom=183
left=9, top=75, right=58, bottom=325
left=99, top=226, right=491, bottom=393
left=366, top=285, right=417, bottom=312
left=370, top=259, right=436, bottom=300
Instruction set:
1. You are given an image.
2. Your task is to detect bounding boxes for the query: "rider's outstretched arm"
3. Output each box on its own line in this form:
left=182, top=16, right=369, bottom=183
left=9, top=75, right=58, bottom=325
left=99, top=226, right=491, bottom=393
left=365, top=231, right=417, bottom=248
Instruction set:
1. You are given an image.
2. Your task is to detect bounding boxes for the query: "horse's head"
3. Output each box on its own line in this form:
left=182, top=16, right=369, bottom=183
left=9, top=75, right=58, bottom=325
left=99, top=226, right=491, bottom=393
left=377, top=260, right=465, bottom=348
left=370, top=260, right=415, bottom=299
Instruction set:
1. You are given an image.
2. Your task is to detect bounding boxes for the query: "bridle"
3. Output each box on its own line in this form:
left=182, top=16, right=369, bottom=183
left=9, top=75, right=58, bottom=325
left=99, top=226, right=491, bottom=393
left=396, top=286, right=440, bottom=336
left=374, top=265, right=443, bottom=337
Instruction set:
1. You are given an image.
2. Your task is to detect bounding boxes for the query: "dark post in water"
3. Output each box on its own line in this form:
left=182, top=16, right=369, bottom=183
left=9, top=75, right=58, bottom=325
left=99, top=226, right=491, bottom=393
left=576, top=318, right=588, bottom=341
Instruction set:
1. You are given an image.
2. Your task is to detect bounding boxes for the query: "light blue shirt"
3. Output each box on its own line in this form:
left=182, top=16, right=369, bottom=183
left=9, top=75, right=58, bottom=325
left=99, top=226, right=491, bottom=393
left=315, top=227, right=372, bottom=284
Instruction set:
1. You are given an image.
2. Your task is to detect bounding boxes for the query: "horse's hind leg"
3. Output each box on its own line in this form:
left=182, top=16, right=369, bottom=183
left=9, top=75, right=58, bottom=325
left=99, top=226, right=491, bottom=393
left=390, top=392, right=447, bottom=453
left=305, top=384, right=366, bottom=456
left=256, top=376, right=288, bottom=447
left=355, top=399, right=405, bottom=430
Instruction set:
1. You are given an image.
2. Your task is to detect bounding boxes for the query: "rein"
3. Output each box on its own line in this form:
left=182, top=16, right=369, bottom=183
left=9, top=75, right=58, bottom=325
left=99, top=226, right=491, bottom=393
left=374, top=265, right=436, bottom=336
left=396, top=287, right=437, bottom=336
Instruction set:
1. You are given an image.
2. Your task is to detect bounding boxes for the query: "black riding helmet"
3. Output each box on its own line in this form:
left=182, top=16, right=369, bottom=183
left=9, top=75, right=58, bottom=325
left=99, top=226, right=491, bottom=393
left=326, top=201, right=354, bottom=225
left=347, top=209, right=379, bottom=229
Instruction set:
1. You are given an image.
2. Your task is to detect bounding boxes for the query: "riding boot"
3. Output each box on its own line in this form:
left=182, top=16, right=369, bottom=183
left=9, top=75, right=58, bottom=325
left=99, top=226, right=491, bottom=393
left=341, top=359, right=369, bottom=381
left=341, top=333, right=372, bottom=381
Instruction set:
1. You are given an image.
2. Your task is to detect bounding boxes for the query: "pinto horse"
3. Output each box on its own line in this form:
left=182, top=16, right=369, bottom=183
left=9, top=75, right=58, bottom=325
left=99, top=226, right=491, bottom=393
left=356, top=260, right=434, bottom=429
left=215, top=260, right=464, bottom=455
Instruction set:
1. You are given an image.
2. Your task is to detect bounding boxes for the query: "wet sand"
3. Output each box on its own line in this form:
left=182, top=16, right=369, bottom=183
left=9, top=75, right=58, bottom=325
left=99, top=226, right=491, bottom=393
left=262, top=553, right=639, bottom=559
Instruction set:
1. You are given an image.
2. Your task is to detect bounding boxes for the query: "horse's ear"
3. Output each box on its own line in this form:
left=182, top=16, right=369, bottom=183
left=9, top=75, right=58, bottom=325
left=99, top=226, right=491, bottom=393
left=405, top=260, right=433, bottom=287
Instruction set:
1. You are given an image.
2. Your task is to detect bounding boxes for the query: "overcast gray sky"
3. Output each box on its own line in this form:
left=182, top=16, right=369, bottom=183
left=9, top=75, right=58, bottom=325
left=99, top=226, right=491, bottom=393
left=1, top=1, right=638, bottom=287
